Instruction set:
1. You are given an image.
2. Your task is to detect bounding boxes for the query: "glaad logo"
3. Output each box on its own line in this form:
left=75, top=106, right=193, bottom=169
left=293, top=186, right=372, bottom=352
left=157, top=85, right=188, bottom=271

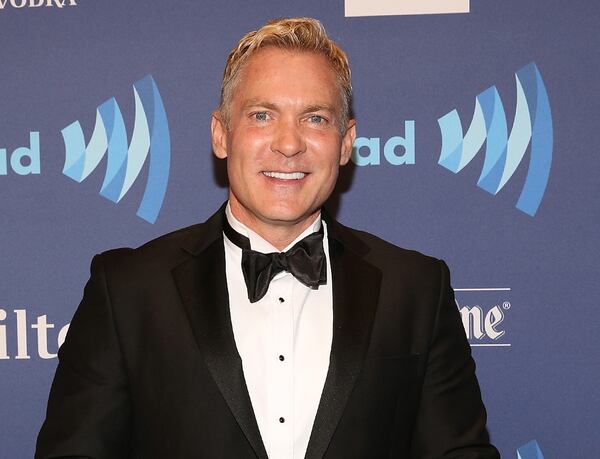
left=517, top=440, right=544, bottom=459
left=352, top=120, right=415, bottom=166
left=62, top=75, right=171, bottom=224
left=437, top=62, right=553, bottom=217
left=0, top=0, right=77, bottom=9
left=345, top=0, right=469, bottom=17
left=455, top=288, right=512, bottom=347
left=0, top=132, right=41, bottom=175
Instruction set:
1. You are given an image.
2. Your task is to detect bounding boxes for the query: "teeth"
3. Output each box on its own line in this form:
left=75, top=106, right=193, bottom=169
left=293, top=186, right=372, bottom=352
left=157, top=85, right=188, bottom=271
left=263, top=171, right=306, bottom=180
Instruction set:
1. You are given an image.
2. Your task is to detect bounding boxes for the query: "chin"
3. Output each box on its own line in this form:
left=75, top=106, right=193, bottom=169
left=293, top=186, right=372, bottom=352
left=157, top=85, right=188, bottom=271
left=260, top=204, right=315, bottom=225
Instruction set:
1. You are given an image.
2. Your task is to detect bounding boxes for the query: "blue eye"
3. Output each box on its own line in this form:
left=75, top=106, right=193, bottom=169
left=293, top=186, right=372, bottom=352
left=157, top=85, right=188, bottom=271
left=309, top=115, right=325, bottom=124
left=253, top=112, right=268, bottom=121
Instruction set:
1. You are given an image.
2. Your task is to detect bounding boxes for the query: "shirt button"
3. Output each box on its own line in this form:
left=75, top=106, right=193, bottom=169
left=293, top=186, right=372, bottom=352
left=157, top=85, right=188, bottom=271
left=278, top=297, right=285, bottom=303
left=279, top=355, right=285, bottom=361
left=279, top=417, right=285, bottom=423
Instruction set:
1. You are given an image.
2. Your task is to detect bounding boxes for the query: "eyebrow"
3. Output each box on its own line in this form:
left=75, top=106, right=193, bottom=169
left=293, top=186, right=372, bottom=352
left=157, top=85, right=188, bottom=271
left=242, top=100, right=279, bottom=111
left=242, top=100, right=336, bottom=114
left=302, top=104, right=336, bottom=114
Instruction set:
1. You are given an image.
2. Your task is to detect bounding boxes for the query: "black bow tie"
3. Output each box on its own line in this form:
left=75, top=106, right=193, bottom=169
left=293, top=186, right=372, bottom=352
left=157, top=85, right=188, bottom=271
left=223, top=217, right=327, bottom=303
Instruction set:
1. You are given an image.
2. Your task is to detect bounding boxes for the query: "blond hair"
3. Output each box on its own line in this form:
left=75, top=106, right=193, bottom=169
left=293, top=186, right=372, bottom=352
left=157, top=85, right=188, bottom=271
left=218, top=17, right=352, bottom=131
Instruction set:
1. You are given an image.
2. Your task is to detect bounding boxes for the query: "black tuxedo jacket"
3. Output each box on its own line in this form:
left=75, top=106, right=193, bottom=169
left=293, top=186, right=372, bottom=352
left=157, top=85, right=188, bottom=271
left=36, top=206, right=499, bottom=458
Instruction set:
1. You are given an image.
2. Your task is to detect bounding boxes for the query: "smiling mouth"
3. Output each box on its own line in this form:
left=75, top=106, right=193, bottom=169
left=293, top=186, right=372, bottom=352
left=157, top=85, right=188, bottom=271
left=262, top=171, right=307, bottom=180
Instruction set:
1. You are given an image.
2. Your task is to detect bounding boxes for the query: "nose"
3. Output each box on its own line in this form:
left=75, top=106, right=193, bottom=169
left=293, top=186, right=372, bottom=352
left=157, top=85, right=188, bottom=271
left=270, top=118, right=306, bottom=157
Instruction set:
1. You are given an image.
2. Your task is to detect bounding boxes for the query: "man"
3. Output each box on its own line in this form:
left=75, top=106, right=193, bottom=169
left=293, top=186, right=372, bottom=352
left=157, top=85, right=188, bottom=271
left=36, top=18, right=499, bottom=459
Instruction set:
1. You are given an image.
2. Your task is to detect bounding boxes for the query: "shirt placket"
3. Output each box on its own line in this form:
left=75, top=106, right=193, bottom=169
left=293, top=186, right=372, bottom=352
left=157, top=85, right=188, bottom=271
left=267, top=273, right=295, bottom=459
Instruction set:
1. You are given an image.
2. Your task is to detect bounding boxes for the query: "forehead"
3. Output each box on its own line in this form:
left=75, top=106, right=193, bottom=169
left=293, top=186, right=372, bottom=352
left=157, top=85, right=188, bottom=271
left=231, top=47, right=340, bottom=107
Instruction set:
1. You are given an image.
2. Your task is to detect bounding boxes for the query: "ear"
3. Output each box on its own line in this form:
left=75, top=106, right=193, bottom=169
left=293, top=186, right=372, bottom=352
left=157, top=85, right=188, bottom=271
left=211, top=111, right=228, bottom=159
left=339, top=119, right=356, bottom=166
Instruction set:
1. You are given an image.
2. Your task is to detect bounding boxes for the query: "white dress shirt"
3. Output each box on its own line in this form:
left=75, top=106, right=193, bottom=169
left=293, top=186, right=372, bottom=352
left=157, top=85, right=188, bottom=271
left=223, top=204, right=333, bottom=459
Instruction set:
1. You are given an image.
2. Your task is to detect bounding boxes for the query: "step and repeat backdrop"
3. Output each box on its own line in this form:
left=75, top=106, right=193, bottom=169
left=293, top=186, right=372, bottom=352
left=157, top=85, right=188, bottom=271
left=1, top=1, right=598, bottom=457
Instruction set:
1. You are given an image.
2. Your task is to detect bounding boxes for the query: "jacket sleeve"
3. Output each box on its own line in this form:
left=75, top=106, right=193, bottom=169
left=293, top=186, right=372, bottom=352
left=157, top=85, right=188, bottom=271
left=35, top=254, right=131, bottom=459
left=409, top=260, right=500, bottom=459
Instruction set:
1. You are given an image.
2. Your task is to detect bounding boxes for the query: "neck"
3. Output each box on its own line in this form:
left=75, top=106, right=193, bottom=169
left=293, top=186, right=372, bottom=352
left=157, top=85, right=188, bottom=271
left=228, top=201, right=320, bottom=251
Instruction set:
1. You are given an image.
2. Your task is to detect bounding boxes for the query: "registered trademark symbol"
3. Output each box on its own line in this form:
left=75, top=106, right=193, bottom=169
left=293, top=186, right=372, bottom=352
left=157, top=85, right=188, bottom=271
left=503, top=301, right=511, bottom=310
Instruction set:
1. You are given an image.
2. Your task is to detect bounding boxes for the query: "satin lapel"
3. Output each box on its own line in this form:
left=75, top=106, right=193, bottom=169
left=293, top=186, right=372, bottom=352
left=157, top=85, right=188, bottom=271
left=172, top=234, right=268, bottom=459
left=305, top=231, right=383, bottom=459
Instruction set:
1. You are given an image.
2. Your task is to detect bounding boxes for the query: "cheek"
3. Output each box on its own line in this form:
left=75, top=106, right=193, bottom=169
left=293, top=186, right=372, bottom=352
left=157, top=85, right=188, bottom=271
left=230, top=132, right=270, bottom=164
left=310, top=139, right=343, bottom=172
left=311, top=127, right=342, bottom=147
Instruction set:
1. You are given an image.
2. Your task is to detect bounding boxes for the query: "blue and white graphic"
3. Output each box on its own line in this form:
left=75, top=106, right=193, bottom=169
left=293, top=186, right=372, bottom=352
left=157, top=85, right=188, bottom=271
left=517, top=440, right=544, bottom=459
left=437, top=62, right=553, bottom=216
left=62, top=75, right=170, bottom=223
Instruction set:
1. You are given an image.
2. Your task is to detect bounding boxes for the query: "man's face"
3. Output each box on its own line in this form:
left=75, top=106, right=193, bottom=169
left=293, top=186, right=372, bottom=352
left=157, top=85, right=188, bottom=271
left=212, top=47, right=356, bottom=233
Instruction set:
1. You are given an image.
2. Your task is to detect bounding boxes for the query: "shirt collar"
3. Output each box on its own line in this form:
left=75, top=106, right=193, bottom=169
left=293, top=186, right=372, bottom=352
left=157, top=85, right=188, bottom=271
left=225, top=202, right=323, bottom=253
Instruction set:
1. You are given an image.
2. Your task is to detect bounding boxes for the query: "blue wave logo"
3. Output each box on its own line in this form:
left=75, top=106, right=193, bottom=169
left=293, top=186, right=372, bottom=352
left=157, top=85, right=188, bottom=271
left=62, top=75, right=170, bottom=224
left=437, top=62, right=552, bottom=216
left=517, top=439, right=544, bottom=459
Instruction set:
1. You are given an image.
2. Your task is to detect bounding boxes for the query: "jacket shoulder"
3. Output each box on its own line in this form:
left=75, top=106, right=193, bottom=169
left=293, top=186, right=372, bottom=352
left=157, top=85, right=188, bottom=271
left=94, top=221, right=212, bottom=279
left=334, top=222, right=450, bottom=297
left=336, top=223, right=442, bottom=271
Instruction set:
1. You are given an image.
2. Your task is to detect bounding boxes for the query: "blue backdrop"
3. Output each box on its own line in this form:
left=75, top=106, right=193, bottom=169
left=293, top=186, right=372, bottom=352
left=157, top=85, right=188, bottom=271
left=1, top=1, right=598, bottom=457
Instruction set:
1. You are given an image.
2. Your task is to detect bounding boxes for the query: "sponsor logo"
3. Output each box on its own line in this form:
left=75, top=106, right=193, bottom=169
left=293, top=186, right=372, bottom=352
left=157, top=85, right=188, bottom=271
left=0, top=0, right=77, bottom=9
left=455, top=288, right=512, bottom=347
left=517, top=440, right=545, bottom=459
left=437, top=62, right=553, bottom=217
left=1, top=288, right=511, bottom=362
left=0, top=308, right=69, bottom=360
left=345, top=0, right=469, bottom=17
left=0, top=132, right=40, bottom=175
left=351, top=120, right=415, bottom=166
left=62, top=75, right=171, bottom=224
